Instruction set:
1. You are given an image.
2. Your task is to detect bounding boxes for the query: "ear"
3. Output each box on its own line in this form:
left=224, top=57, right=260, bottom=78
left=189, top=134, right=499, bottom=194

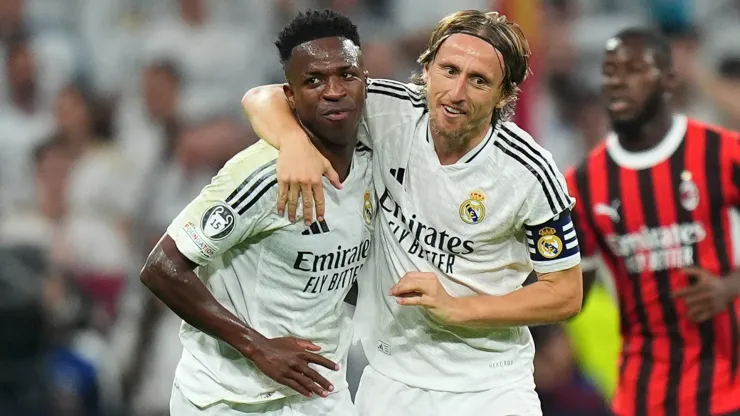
left=282, top=83, right=296, bottom=111
left=422, top=64, right=430, bottom=84
left=494, top=93, right=513, bottom=110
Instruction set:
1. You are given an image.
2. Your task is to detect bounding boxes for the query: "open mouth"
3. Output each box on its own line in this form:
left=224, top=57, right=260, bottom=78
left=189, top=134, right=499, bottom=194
left=442, top=104, right=466, bottom=117
left=608, top=98, right=630, bottom=112
left=324, top=109, right=351, bottom=121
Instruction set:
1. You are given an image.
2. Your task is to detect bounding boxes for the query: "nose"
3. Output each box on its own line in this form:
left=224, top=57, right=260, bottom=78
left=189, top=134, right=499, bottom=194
left=603, top=71, right=626, bottom=91
left=448, top=76, right=467, bottom=103
left=322, top=76, right=347, bottom=101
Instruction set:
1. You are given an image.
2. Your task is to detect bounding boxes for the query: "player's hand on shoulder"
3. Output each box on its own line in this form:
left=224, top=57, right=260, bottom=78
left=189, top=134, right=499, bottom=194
left=390, top=272, right=463, bottom=325
left=672, top=267, right=735, bottom=323
left=248, top=334, right=338, bottom=398
left=276, top=136, right=341, bottom=225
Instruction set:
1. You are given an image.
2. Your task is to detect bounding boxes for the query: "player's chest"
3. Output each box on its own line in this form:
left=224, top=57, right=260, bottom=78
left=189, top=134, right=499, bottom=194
left=588, top=165, right=721, bottom=271
left=376, top=162, right=520, bottom=248
left=256, top=198, right=375, bottom=295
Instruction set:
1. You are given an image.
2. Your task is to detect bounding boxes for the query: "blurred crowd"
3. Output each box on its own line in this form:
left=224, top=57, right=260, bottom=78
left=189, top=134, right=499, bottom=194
left=1, top=0, right=740, bottom=415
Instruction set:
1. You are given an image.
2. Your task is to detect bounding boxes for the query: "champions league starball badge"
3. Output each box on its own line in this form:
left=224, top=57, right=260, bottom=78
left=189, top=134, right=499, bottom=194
left=200, top=203, right=237, bottom=240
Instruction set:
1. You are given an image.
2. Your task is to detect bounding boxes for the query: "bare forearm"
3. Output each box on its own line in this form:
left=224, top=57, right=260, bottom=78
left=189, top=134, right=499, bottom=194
left=140, top=241, right=261, bottom=357
left=241, top=85, right=304, bottom=149
left=457, top=268, right=583, bottom=328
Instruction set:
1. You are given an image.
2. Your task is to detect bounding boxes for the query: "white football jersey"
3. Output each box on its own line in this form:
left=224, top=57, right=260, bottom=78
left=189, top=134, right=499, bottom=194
left=353, top=79, right=580, bottom=392
left=166, top=140, right=375, bottom=407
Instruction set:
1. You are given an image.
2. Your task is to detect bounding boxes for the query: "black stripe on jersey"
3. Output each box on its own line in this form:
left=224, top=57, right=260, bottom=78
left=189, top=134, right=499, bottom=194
left=695, top=128, right=722, bottom=414
left=225, top=159, right=276, bottom=205
left=496, top=129, right=568, bottom=215
left=366, top=88, right=426, bottom=108
left=238, top=179, right=278, bottom=215
left=501, top=125, right=569, bottom=206
left=667, top=137, right=691, bottom=416
left=706, top=129, right=731, bottom=274
left=369, top=79, right=423, bottom=100
left=733, top=160, right=740, bottom=199
left=605, top=155, right=650, bottom=416
left=229, top=166, right=277, bottom=212
left=463, top=127, right=495, bottom=163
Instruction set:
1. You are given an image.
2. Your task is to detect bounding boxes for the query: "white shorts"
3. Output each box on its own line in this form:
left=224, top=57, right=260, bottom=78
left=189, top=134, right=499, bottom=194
left=170, top=383, right=357, bottom=416
left=354, top=366, right=542, bottom=416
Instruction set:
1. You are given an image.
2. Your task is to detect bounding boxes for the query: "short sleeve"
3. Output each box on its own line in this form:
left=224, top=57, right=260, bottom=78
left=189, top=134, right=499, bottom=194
left=565, top=166, right=601, bottom=271
left=362, top=78, right=426, bottom=148
left=166, top=142, right=283, bottom=266
left=721, top=130, right=740, bottom=207
left=510, top=125, right=579, bottom=273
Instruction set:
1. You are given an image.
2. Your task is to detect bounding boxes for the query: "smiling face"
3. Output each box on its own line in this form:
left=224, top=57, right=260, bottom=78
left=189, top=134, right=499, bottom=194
left=283, top=37, right=366, bottom=146
left=601, top=35, right=675, bottom=132
left=424, top=33, right=507, bottom=151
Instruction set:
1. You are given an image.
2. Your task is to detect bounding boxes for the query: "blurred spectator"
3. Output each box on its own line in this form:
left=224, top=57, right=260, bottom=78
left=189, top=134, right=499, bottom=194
left=0, top=140, right=71, bottom=252
left=54, top=84, right=135, bottom=270
left=0, top=38, right=54, bottom=212
left=140, top=0, right=271, bottom=121
left=116, top=60, right=183, bottom=198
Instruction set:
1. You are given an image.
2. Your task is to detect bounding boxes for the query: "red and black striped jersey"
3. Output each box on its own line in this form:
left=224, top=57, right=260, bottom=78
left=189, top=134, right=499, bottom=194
left=565, top=115, right=740, bottom=416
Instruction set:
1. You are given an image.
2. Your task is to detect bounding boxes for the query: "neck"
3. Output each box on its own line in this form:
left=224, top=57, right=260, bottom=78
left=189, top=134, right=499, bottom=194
left=309, top=132, right=357, bottom=183
left=615, top=108, right=674, bottom=153
left=432, top=123, right=490, bottom=165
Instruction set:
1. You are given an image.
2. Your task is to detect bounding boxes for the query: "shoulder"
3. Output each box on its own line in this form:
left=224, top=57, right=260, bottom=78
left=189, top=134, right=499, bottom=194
left=221, top=140, right=278, bottom=177
left=686, top=117, right=740, bottom=143
left=493, top=122, right=560, bottom=182
left=493, top=122, right=574, bottom=216
left=365, top=78, right=426, bottom=116
left=367, top=78, right=424, bottom=101
left=208, top=140, right=280, bottom=215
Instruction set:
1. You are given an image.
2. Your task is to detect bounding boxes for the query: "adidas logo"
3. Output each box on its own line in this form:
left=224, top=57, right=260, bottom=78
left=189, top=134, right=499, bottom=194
left=302, top=219, right=330, bottom=235
left=389, top=167, right=405, bottom=185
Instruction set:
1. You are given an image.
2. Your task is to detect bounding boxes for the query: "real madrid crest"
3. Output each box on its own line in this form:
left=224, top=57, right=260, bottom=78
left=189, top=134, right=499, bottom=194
left=459, top=191, right=486, bottom=225
left=537, top=227, right=563, bottom=259
left=679, top=170, right=699, bottom=212
left=362, top=190, right=374, bottom=225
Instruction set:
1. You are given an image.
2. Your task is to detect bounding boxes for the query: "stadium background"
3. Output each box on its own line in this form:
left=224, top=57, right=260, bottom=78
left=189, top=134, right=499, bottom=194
left=0, top=0, right=737, bottom=415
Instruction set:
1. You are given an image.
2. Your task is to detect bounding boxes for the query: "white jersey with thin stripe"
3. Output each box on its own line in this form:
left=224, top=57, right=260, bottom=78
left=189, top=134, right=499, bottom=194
left=353, top=79, right=580, bottom=392
left=166, top=140, right=375, bottom=407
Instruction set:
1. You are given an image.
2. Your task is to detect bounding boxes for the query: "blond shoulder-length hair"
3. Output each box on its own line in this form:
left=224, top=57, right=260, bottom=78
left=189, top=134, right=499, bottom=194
left=411, top=10, right=531, bottom=124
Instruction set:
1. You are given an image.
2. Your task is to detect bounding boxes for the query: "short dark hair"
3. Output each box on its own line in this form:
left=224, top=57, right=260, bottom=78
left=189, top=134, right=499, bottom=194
left=614, top=26, right=673, bottom=70
left=275, top=9, right=361, bottom=65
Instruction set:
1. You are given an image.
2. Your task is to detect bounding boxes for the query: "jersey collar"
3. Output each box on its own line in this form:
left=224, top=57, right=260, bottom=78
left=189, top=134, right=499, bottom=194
left=426, top=120, right=497, bottom=165
left=605, top=114, right=687, bottom=170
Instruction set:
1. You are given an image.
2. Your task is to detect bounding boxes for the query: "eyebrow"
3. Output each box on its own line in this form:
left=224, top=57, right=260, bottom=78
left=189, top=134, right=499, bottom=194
left=440, top=61, right=495, bottom=84
left=303, top=64, right=356, bottom=75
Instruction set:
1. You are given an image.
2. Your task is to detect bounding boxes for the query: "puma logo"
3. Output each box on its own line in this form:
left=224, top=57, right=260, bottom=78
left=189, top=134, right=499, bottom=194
left=594, top=200, right=621, bottom=222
